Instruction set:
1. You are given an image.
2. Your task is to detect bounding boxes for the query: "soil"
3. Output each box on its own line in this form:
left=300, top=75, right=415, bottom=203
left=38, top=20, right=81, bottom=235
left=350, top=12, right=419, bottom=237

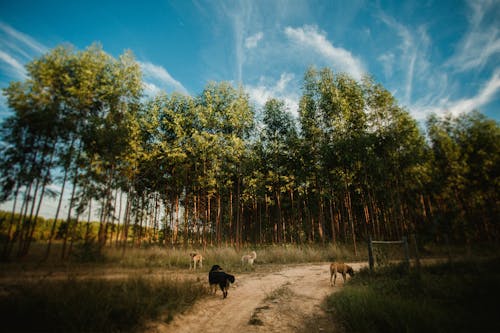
left=144, top=262, right=367, bottom=333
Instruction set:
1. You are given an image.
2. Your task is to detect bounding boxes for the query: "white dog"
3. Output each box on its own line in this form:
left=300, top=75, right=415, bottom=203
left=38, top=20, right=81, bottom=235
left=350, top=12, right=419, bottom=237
left=241, top=251, right=257, bottom=266
left=189, top=252, right=203, bottom=270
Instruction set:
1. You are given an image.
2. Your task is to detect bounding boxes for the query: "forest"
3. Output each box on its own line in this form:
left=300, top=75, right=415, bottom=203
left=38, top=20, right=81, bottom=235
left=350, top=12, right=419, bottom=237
left=0, top=44, right=499, bottom=260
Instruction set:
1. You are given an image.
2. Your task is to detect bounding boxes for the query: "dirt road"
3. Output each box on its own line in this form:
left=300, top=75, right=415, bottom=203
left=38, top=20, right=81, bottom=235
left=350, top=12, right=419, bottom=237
left=146, top=262, right=366, bottom=333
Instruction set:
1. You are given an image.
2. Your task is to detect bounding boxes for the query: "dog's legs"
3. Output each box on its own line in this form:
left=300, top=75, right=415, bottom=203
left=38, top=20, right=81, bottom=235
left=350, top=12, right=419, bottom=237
left=342, top=272, right=346, bottom=283
left=219, top=284, right=225, bottom=298
left=333, top=268, right=338, bottom=285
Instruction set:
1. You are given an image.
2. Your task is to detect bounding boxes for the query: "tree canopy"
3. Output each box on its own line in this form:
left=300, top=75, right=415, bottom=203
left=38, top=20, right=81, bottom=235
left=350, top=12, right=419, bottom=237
left=1, top=45, right=498, bottom=259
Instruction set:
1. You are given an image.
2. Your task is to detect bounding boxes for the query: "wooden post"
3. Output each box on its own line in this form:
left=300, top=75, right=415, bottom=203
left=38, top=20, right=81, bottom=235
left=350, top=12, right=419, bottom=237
left=368, top=236, right=374, bottom=271
left=402, top=236, right=410, bottom=270
left=411, top=234, right=420, bottom=273
left=444, top=234, right=453, bottom=267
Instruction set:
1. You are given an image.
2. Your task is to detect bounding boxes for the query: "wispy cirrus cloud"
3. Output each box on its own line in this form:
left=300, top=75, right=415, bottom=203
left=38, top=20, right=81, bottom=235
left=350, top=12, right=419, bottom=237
left=0, top=22, right=47, bottom=54
left=139, top=61, right=189, bottom=96
left=0, top=21, right=48, bottom=80
left=0, top=50, right=26, bottom=79
left=0, top=22, right=48, bottom=118
left=411, top=70, right=500, bottom=120
left=284, top=25, right=365, bottom=81
left=447, top=69, right=500, bottom=115
left=446, top=0, right=500, bottom=72
left=217, top=0, right=256, bottom=83
left=377, top=2, right=499, bottom=120
left=377, top=13, right=432, bottom=106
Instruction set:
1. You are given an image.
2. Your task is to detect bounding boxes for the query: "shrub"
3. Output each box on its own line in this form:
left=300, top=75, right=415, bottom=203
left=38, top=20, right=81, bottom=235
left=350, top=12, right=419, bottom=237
left=326, top=258, right=500, bottom=333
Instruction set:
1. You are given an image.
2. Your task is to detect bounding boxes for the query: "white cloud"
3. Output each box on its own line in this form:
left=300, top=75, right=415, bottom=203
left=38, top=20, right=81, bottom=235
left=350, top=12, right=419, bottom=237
left=377, top=14, right=426, bottom=105
left=446, top=0, right=500, bottom=72
left=246, top=72, right=299, bottom=117
left=0, top=49, right=27, bottom=79
left=410, top=69, right=500, bottom=120
left=142, top=81, right=162, bottom=97
left=0, top=22, right=48, bottom=81
left=245, top=31, right=263, bottom=49
left=446, top=69, right=500, bottom=115
left=284, top=25, right=365, bottom=81
left=0, top=21, right=47, bottom=55
left=0, top=22, right=49, bottom=119
left=139, top=61, right=188, bottom=95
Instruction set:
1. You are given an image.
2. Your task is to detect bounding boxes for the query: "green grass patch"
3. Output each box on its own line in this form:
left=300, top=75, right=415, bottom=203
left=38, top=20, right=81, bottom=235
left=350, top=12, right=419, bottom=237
left=0, top=276, right=208, bottom=332
left=326, top=257, right=500, bottom=333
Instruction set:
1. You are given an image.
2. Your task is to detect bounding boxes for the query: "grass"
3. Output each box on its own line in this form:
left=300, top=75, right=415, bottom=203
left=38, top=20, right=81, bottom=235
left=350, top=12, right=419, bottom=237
left=1, top=242, right=499, bottom=332
left=0, top=275, right=208, bottom=332
left=264, top=282, right=294, bottom=301
left=0, top=242, right=358, bottom=332
left=105, top=243, right=359, bottom=271
left=0, top=242, right=359, bottom=280
left=325, top=256, right=500, bottom=333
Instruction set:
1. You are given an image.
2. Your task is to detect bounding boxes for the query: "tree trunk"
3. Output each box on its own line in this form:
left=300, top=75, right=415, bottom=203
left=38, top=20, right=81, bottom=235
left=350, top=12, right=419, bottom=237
left=329, top=198, right=336, bottom=244
left=174, top=194, right=180, bottom=245
left=61, top=173, right=79, bottom=260
left=216, top=193, right=221, bottom=246
left=44, top=161, right=69, bottom=261
left=2, top=184, right=20, bottom=260
left=345, top=189, right=357, bottom=256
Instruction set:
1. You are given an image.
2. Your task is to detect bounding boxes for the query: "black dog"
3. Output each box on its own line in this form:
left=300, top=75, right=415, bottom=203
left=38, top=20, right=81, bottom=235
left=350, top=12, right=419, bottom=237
left=208, top=265, right=235, bottom=298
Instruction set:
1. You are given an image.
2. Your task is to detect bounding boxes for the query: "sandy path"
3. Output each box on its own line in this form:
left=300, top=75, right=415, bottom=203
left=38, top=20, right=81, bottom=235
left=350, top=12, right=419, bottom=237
left=146, top=262, right=367, bottom=333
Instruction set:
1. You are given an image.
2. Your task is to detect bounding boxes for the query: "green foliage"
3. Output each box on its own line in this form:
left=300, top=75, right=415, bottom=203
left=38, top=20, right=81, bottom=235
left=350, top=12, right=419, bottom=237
left=1, top=42, right=498, bottom=261
left=426, top=111, right=500, bottom=242
left=327, top=258, right=500, bottom=333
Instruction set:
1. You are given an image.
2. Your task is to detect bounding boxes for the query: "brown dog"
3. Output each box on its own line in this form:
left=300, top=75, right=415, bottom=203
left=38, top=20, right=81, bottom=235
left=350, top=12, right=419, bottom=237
left=189, top=252, right=203, bottom=270
left=330, top=262, right=354, bottom=286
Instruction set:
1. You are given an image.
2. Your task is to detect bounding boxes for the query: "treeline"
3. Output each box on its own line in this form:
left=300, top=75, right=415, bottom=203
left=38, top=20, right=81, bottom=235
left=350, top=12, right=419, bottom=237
left=0, top=44, right=498, bottom=260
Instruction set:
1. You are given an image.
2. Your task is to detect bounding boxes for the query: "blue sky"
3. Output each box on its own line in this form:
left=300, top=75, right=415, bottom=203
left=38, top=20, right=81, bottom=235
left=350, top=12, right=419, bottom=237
left=1, top=0, right=499, bottom=123
left=0, top=0, right=498, bottom=218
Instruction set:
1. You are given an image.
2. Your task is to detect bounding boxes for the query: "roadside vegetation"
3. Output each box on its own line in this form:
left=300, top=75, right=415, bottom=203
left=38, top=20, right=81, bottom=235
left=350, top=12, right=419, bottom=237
left=0, top=244, right=357, bottom=332
left=326, top=256, right=500, bottom=333
left=1, top=242, right=499, bottom=332
left=0, top=275, right=207, bottom=333
left=0, top=241, right=358, bottom=273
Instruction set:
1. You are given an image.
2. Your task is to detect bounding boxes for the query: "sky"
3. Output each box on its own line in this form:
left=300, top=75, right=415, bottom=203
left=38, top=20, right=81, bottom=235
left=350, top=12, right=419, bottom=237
left=0, top=0, right=499, bottom=217
left=0, top=0, right=499, bottom=123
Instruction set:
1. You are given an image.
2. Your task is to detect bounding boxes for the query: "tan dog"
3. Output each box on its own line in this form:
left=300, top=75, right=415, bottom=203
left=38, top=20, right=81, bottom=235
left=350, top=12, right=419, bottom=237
left=189, top=252, right=203, bottom=270
left=330, top=262, right=354, bottom=286
left=241, top=251, right=257, bottom=266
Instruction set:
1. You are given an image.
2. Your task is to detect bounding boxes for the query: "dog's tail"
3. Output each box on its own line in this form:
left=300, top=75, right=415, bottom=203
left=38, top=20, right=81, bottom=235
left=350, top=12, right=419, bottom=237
left=227, top=274, right=235, bottom=283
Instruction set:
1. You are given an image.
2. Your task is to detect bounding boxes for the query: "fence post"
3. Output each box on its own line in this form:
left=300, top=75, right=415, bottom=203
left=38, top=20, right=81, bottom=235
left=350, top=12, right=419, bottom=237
left=402, top=236, right=410, bottom=270
left=368, top=235, right=374, bottom=271
left=444, top=234, right=452, bottom=264
left=411, top=234, right=421, bottom=273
